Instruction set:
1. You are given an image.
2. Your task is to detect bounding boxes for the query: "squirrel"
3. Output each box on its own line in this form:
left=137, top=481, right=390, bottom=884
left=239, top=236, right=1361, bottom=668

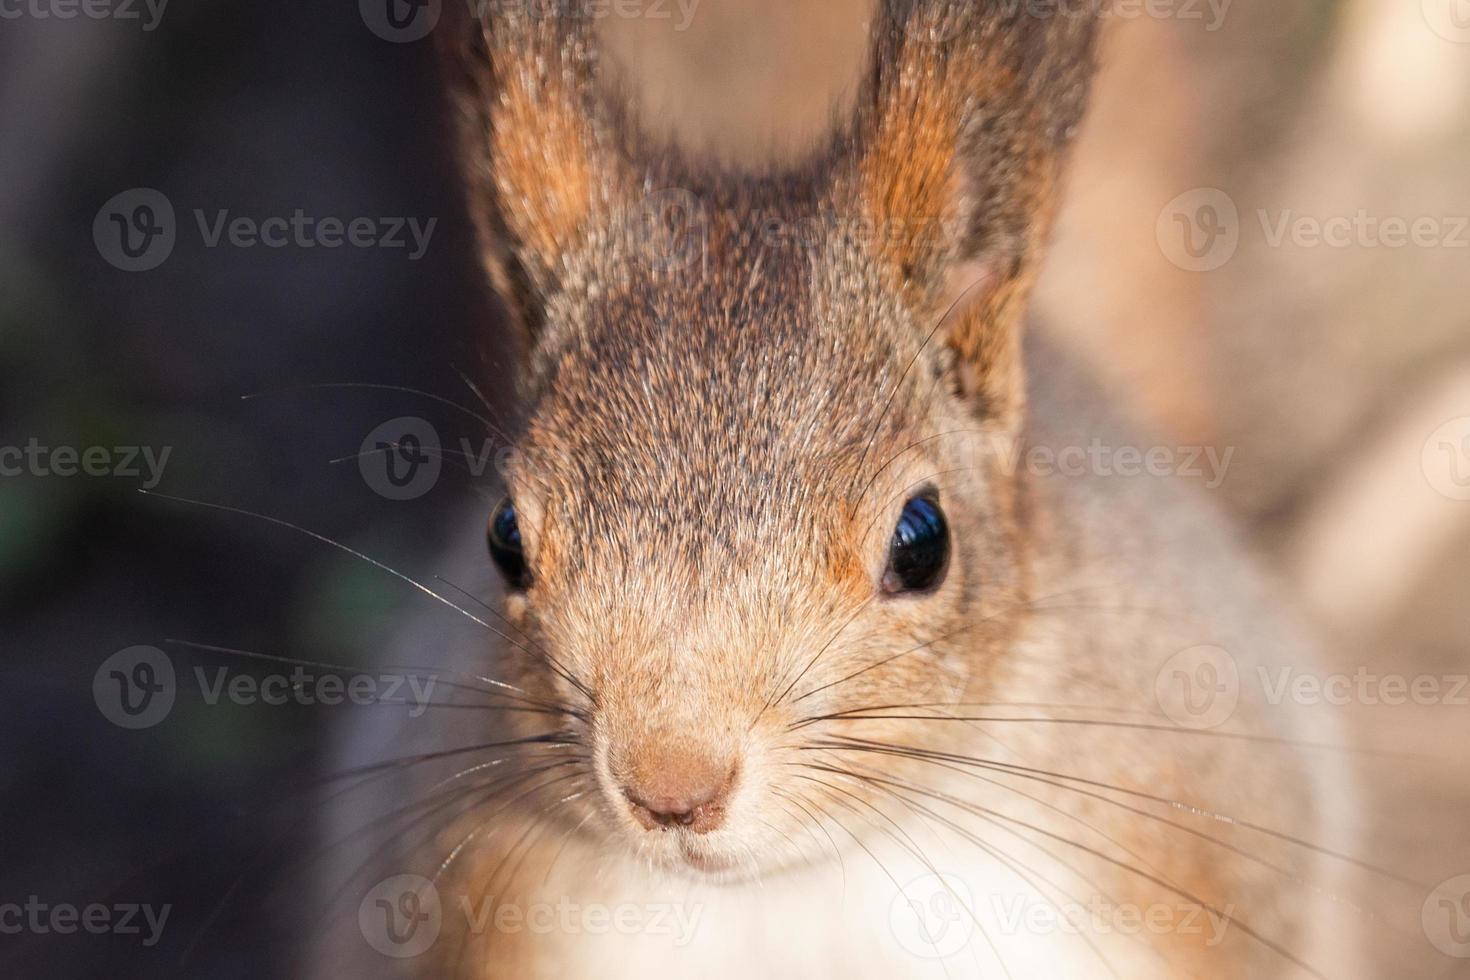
left=314, top=2, right=1363, bottom=977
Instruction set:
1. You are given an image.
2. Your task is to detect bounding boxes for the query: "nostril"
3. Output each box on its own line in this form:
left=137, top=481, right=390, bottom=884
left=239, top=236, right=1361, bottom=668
left=623, top=795, right=695, bottom=830
left=619, top=758, right=738, bottom=835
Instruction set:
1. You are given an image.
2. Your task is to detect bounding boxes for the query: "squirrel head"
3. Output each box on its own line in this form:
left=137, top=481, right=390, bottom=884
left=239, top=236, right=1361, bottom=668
left=447, top=0, right=1097, bottom=875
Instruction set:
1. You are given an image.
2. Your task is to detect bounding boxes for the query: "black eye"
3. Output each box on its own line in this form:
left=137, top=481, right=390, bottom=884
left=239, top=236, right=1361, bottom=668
left=882, top=493, right=949, bottom=595
left=488, top=497, right=530, bottom=590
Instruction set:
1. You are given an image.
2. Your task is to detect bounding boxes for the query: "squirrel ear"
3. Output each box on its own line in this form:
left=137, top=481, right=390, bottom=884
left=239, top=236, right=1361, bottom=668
left=441, top=5, right=634, bottom=341
left=837, top=1, right=1097, bottom=419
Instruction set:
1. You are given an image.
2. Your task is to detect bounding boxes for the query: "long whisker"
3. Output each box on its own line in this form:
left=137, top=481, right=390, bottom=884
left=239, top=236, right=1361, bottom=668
left=437, top=577, right=598, bottom=706
left=806, top=711, right=1418, bottom=757
left=240, top=380, right=514, bottom=446
left=139, top=491, right=538, bottom=655
left=829, top=762, right=1146, bottom=980
left=161, top=638, right=570, bottom=714
left=847, top=765, right=1327, bottom=979
left=853, top=427, right=990, bottom=508
left=815, top=735, right=1428, bottom=890
left=770, top=787, right=848, bottom=888
left=849, top=272, right=995, bottom=504
left=320, top=733, right=580, bottom=785
left=802, top=777, right=1007, bottom=979
left=858, top=468, right=973, bottom=546
left=759, top=597, right=876, bottom=721
left=791, top=623, right=981, bottom=705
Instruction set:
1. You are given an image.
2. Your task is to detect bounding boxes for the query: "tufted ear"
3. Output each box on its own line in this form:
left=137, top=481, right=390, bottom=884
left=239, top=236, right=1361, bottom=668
left=440, top=3, right=637, bottom=342
left=835, top=0, right=1098, bottom=422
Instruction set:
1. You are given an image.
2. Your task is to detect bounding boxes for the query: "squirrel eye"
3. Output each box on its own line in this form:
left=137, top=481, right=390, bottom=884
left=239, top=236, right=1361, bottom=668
left=488, top=497, right=530, bottom=590
left=881, top=494, right=949, bottom=595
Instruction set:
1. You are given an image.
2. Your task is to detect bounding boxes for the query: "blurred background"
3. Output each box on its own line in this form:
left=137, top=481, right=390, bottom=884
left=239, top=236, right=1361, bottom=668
left=1, top=0, right=1467, bottom=977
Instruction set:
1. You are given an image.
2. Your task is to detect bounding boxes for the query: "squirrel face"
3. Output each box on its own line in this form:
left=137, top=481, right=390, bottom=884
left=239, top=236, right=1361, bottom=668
left=447, top=1, right=1097, bottom=875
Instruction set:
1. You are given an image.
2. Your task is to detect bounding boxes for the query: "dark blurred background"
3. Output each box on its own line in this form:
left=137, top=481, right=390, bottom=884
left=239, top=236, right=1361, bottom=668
left=3, top=0, right=1469, bottom=977
left=0, top=2, right=511, bottom=976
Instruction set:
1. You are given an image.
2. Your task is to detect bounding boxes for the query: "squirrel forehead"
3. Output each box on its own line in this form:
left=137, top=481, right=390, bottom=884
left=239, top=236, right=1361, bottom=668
left=525, top=182, right=928, bottom=427
left=522, top=247, right=931, bottom=477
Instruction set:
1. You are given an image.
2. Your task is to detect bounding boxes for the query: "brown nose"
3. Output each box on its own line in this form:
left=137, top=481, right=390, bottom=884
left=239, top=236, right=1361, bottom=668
left=618, top=750, right=738, bottom=835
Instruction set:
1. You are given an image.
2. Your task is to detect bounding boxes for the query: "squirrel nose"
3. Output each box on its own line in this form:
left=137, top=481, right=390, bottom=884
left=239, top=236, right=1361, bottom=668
left=618, top=751, right=738, bottom=835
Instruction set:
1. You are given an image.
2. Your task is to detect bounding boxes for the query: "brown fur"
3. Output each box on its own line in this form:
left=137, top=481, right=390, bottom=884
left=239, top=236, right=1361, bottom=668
left=316, top=4, right=1359, bottom=978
